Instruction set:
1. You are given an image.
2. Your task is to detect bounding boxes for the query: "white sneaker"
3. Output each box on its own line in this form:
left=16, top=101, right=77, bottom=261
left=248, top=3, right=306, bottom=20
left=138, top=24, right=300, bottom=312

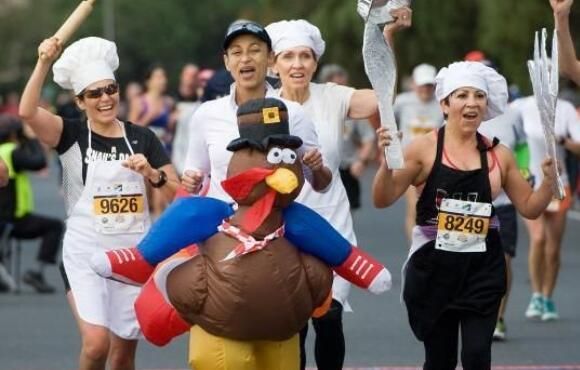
left=541, top=298, right=559, bottom=321
left=525, top=294, right=544, bottom=319
left=492, top=319, right=506, bottom=341
left=0, top=263, right=16, bottom=292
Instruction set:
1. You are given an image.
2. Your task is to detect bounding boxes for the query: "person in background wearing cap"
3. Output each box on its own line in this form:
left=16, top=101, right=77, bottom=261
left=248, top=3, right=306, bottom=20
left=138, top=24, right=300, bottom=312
left=18, top=36, right=179, bottom=370
left=510, top=80, right=580, bottom=322
left=0, top=114, right=64, bottom=293
left=373, top=61, right=558, bottom=369
left=393, top=63, right=444, bottom=242
left=550, top=0, right=580, bottom=86
left=317, top=64, right=376, bottom=212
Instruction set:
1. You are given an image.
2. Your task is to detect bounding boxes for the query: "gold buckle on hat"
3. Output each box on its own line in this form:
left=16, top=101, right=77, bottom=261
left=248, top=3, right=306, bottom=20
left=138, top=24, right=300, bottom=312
left=262, top=107, right=281, bottom=124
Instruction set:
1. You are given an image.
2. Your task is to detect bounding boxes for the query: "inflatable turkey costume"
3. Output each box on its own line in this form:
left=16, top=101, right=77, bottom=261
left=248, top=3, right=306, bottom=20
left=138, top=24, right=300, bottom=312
left=167, top=98, right=333, bottom=337
left=90, top=99, right=392, bottom=350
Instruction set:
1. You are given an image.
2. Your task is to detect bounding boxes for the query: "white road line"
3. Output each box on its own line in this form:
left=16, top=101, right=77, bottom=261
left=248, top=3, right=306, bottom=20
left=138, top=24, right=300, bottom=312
left=144, top=366, right=580, bottom=370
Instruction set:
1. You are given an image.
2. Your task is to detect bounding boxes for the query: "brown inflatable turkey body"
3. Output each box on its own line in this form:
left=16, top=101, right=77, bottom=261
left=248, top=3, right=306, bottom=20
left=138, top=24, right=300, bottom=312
left=165, top=98, right=332, bottom=341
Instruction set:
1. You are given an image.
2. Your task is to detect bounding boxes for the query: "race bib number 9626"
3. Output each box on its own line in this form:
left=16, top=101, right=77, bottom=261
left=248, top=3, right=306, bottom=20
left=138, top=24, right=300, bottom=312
left=93, top=194, right=144, bottom=215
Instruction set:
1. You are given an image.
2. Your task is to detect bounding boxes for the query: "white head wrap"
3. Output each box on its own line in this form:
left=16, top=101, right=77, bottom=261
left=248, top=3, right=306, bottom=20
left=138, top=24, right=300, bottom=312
left=265, top=20, right=326, bottom=59
left=53, top=37, right=119, bottom=95
left=435, top=61, right=508, bottom=119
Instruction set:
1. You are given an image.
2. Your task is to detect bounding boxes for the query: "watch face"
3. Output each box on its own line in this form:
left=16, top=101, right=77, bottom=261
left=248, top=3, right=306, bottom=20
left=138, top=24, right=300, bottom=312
left=150, top=169, right=167, bottom=188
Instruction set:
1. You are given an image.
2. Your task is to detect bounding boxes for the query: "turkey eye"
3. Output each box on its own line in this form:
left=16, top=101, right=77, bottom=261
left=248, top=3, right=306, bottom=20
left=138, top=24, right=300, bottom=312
left=281, top=149, right=297, bottom=164
left=266, top=147, right=283, bottom=164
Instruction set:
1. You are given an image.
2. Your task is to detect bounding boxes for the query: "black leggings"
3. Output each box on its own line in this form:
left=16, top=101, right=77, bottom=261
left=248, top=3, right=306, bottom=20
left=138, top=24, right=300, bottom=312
left=9, top=213, right=64, bottom=264
left=423, top=308, right=499, bottom=370
left=339, top=169, right=361, bottom=210
left=300, top=299, right=345, bottom=370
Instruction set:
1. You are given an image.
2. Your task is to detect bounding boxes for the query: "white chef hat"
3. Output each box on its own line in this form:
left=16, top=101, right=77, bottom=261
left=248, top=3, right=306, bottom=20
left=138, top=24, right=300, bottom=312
left=435, top=61, right=508, bottom=120
left=265, top=20, right=326, bottom=59
left=53, top=37, right=119, bottom=95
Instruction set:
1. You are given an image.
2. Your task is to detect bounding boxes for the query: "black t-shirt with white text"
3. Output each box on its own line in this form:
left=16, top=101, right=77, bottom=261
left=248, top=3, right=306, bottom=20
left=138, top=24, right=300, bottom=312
left=55, top=118, right=170, bottom=184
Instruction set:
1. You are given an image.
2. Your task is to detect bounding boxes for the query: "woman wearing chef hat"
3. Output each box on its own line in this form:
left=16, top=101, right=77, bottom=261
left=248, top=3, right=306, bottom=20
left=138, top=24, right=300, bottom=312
left=19, top=36, right=178, bottom=370
left=373, top=61, right=557, bottom=369
left=265, top=14, right=410, bottom=370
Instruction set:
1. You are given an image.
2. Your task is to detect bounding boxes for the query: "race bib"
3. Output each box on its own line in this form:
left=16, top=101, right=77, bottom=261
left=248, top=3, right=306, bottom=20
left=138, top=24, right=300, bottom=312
left=92, top=181, right=146, bottom=234
left=435, top=198, right=492, bottom=253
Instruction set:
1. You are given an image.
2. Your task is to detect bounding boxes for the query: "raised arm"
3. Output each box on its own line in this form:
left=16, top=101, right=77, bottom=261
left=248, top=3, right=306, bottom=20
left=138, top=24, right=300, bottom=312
left=499, top=146, right=554, bottom=219
left=348, top=89, right=379, bottom=120
left=383, top=6, right=413, bottom=47
left=551, top=0, right=580, bottom=85
left=18, top=38, right=64, bottom=148
left=372, top=127, right=423, bottom=207
left=350, top=6, right=412, bottom=123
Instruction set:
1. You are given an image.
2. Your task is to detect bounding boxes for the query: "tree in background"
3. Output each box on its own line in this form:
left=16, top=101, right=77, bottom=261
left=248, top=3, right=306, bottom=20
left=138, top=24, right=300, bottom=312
left=1, top=0, right=578, bottom=97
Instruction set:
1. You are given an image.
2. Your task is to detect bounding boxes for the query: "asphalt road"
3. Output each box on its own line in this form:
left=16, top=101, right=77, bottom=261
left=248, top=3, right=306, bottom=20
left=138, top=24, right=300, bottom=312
left=1, top=162, right=579, bottom=370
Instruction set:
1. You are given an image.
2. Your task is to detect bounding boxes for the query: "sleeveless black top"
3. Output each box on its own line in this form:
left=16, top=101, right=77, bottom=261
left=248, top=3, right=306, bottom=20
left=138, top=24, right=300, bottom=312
left=403, top=126, right=506, bottom=341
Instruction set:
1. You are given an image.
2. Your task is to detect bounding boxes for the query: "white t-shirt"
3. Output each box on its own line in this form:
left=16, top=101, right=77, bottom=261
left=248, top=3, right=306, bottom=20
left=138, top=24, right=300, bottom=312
left=172, top=101, right=201, bottom=174
left=276, top=82, right=358, bottom=245
left=277, top=82, right=358, bottom=308
left=393, top=92, right=444, bottom=147
left=478, top=107, right=526, bottom=207
left=511, top=96, right=580, bottom=189
left=183, top=83, right=321, bottom=203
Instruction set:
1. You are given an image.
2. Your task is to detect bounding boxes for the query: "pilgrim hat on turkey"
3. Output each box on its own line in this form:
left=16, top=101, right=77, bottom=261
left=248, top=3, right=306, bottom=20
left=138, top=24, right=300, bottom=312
left=227, top=98, right=302, bottom=152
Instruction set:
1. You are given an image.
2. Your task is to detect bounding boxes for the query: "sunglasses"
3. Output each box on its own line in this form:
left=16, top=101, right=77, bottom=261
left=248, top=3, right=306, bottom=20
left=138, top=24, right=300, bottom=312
left=80, top=83, right=119, bottom=99
left=227, top=22, right=265, bottom=35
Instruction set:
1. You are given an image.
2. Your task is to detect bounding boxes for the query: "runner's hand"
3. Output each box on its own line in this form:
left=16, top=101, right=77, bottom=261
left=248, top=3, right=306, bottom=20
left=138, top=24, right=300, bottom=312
left=549, top=0, right=573, bottom=17
left=122, top=154, right=154, bottom=179
left=302, top=149, right=324, bottom=172
left=38, top=37, right=62, bottom=64
left=376, top=127, right=402, bottom=149
left=383, top=6, right=412, bottom=41
left=182, top=170, right=204, bottom=194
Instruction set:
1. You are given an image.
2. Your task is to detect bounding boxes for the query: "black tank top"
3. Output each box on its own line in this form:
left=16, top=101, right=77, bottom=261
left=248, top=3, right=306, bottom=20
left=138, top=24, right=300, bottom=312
left=416, top=126, right=495, bottom=226
left=403, top=126, right=506, bottom=341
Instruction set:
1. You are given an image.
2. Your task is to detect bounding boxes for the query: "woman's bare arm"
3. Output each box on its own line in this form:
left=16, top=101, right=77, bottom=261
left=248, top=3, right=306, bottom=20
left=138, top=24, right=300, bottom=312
left=551, top=0, right=580, bottom=85
left=499, top=146, right=554, bottom=219
left=372, top=128, right=425, bottom=208
left=19, top=38, right=64, bottom=148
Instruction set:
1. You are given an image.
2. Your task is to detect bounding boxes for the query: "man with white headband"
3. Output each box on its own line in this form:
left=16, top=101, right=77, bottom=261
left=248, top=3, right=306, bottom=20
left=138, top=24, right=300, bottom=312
left=19, top=36, right=178, bottom=370
left=265, top=14, right=410, bottom=370
left=373, top=61, right=558, bottom=369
